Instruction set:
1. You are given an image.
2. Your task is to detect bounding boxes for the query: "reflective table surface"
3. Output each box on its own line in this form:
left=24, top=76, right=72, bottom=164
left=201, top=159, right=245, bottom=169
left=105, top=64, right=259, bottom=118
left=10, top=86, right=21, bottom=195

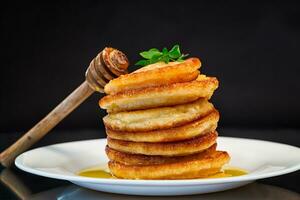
left=0, top=129, right=299, bottom=199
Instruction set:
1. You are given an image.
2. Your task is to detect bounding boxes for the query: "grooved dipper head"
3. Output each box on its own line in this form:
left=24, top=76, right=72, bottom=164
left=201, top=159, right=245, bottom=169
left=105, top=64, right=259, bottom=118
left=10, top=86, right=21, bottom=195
left=86, top=47, right=129, bottom=92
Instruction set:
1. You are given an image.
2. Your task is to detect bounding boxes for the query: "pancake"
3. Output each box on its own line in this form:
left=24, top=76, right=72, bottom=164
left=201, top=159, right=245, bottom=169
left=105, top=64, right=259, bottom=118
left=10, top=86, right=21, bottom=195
left=107, top=131, right=218, bottom=156
left=100, top=75, right=218, bottom=113
left=103, top=98, right=214, bottom=132
left=104, top=58, right=201, bottom=95
left=108, top=150, right=230, bottom=179
left=106, top=143, right=217, bottom=165
left=106, top=109, right=219, bottom=142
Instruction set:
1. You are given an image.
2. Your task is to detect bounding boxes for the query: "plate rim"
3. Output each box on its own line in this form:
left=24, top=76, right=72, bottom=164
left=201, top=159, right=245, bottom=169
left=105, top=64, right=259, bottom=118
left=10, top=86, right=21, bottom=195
left=15, top=136, right=300, bottom=186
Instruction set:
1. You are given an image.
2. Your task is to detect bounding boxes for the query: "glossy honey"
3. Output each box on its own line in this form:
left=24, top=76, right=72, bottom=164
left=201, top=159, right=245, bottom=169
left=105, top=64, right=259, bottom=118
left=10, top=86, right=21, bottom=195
left=78, top=166, right=247, bottom=179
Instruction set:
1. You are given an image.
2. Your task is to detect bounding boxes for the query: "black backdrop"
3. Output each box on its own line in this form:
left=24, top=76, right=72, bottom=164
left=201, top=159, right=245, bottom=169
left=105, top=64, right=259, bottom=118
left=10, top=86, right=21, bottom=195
left=1, top=1, right=300, bottom=133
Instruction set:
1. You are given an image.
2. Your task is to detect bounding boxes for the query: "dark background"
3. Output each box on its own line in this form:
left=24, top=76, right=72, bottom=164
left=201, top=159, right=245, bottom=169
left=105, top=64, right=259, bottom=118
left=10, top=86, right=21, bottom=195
left=1, top=1, right=300, bottom=134
left=1, top=2, right=300, bottom=198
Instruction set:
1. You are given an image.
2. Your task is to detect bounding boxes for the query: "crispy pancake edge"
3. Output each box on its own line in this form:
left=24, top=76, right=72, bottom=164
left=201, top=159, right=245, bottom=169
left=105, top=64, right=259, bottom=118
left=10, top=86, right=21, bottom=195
left=103, top=98, right=214, bottom=132
left=104, top=58, right=201, bottom=95
left=108, top=150, right=230, bottom=179
left=107, top=131, right=218, bottom=156
left=106, top=143, right=217, bottom=165
left=100, top=75, right=218, bottom=113
left=106, top=109, right=219, bottom=142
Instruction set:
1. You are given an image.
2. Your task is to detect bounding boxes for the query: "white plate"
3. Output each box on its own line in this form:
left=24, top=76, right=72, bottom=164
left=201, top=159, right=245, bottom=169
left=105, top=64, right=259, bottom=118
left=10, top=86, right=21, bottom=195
left=15, top=137, right=300, bottom=196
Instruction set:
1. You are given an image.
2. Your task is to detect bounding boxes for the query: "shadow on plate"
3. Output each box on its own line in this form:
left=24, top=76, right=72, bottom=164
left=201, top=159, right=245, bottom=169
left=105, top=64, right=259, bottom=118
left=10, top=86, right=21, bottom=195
left=30, top=183, right=299, bottom=200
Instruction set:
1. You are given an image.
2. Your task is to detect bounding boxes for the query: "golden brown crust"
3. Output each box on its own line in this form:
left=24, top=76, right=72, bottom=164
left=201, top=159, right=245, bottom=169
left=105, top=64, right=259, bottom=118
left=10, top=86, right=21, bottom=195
left=100, top=75, right=218, bottom=113
left=103, top=99, right=214, bottom=132
left=104, top=58, right=201, bottom=95
left=108, top=150, right=230, bottom=179
left=107, top=131, right=218, bottom=156
left=106, top=143, right=217, bottom=165
left=106, top=109, right=219, bottom=142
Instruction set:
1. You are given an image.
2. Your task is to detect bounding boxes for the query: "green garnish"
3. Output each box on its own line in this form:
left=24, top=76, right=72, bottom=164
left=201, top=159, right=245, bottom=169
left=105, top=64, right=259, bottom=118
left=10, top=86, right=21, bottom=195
left=135, top=44, right=189, bottom=66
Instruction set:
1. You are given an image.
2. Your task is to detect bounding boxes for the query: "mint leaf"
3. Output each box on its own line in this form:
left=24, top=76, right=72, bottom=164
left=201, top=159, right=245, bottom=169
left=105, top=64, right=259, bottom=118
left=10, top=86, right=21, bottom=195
left=162, top=47, right=168, bottom=55
left=149, top=48, right=160, bottom=52
left=140, top=50, right=162, bottom=59
left=169, top=44, right=181, bottom=59
left=163, top=56, right=170, bottom=64
left=135, top=59, right=150, bottom=66
left=135, top=45, right=188, bottom=66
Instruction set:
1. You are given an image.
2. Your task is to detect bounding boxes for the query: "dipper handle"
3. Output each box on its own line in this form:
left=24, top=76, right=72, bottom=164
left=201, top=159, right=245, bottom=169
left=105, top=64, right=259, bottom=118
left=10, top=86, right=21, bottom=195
left=0, top=82, right=93, bottom=167
left=0, top=47, right=129, bottom=167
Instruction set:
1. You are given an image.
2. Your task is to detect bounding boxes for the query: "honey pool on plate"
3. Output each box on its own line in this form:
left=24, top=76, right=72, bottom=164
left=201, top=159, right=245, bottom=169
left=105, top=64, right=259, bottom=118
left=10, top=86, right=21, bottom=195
left=78, top=166, right=248, bottom=179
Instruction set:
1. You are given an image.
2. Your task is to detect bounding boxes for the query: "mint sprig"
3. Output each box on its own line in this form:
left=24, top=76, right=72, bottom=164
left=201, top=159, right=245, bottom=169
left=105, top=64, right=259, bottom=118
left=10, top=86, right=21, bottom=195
left=135, top=45, right=189, bottom=66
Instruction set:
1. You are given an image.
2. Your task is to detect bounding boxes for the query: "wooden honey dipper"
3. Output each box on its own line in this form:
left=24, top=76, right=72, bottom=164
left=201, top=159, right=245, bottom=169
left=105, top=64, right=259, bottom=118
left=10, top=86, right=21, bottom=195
left=0, top=47, right=129, bottom=167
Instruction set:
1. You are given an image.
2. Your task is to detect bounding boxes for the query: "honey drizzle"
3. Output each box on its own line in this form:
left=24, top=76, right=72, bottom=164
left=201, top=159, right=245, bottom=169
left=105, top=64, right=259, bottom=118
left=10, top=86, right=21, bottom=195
left=78, top=166, right=247, bottom=179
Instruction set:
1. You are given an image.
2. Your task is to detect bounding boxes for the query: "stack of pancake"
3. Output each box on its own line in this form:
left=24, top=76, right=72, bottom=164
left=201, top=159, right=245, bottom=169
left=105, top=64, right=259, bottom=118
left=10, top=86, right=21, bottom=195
left=99, top=58, right=230, bottom=179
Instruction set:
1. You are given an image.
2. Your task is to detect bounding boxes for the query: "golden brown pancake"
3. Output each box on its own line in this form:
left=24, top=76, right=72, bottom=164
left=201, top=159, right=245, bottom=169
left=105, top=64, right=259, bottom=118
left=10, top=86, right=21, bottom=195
left=106, top=144, right=217, bottom=165
left=103, top=98, right=214, bottom=132
left=107, top=131, right=218, bottom=156
left=106, top=109, right=219, bottom=142
left=108, top=150, right=230, bottom=179
left=100, top=75, right=218, bottom=113
left=104, top=58, right=201, bottom=95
